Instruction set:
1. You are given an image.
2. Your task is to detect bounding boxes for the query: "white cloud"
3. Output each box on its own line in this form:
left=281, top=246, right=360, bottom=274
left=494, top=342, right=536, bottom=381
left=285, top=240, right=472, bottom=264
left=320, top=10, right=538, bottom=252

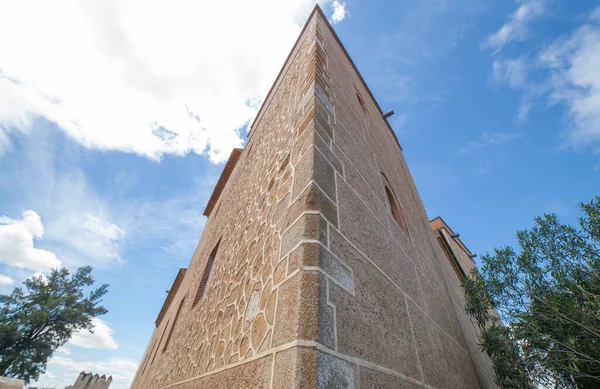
left=458, top=131, right=524, bottom=155
left=482, top=0, right=546, bottom=53
left=0, top=0, right=346, bottom=164
left=490, top=56, right=537, bottom=120
left=0, top=127, right=126, bottom=268
left=48, top=210, right=125, bottom=266
left=0, top=210, right=61, bottom=271
left=0, top=112, right=215, bottom=271
left=69, top=318, right=119, bottom=350
left=486, top=5, right=600, bottom=148
left=119, top=195, right=207, bottom=264
left=538, top=13, right=600, bottom=147
left=34, top=355, right=138, bottom=389
left=330, top=0, right=347, bottom=24
left=0, top=274, right=14, bottom=285
left=0, top=209, right=44, bottom=238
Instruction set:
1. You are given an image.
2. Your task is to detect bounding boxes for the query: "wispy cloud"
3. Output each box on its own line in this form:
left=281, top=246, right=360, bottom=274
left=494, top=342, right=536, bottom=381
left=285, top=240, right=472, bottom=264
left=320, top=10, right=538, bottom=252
left=489, top=56, right=539, bottom=121
left=482, top=0, right=546, bottom=53
left=473, top=159, right=494, bottom=175
left=0, top=134, right=126, bottom=269
left=485, top=5, right=600, bottom=150
left=490, top=57, right=528, bottom=89
left=457, top=131, right=524, bottom=156
left=0, top=0, right=346, bottom=164
left=538, top=9, right=600, bottom=148
left=0, top=121, right=213, bottom=273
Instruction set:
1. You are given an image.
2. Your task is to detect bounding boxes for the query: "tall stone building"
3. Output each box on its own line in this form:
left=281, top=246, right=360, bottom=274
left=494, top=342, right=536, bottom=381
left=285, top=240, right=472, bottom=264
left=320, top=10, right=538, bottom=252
left=131, top=5, right=498, bottom=389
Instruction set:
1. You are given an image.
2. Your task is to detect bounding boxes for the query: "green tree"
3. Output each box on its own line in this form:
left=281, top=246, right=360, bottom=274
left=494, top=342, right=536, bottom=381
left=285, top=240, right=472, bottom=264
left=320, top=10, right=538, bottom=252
left=0, top=266, right=108, bottom=383
left=463, top=195, right=600, bottom=388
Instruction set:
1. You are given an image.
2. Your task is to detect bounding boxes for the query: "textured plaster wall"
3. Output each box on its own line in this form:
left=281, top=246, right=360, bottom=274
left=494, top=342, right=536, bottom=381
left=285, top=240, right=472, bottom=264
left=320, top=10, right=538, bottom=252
left=131, top=6, right=497, bottom=389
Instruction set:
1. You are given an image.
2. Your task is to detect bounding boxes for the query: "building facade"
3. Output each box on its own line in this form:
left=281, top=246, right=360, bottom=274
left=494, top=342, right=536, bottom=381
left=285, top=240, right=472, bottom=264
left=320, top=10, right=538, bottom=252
left=131, top=6, right=498, bottom=389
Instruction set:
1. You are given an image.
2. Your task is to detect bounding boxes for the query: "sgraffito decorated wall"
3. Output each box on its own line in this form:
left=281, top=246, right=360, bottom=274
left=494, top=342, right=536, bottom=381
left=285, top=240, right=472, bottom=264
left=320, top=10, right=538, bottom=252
left=131, top=6, right=498, bottom=389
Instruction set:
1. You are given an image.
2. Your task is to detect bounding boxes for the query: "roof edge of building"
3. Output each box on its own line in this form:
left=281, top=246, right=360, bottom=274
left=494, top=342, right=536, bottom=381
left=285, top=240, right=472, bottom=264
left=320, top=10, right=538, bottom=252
left=430, top=216, right=475, bottom=261
left=203, top=148, right=243, bottom=217
left=155, top=268, right=187, bottom=327
left=248, top=4, right=402, bottom=151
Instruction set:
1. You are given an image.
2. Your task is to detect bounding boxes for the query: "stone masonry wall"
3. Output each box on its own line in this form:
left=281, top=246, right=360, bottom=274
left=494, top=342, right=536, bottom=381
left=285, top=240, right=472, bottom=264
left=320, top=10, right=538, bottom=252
left=435, top=225, right=498, bottom=388
left=131, top=10, right=323, bottom=389
left=310, top=12, right=499, bottom=389
left=131, top=6, right=498, bottom=389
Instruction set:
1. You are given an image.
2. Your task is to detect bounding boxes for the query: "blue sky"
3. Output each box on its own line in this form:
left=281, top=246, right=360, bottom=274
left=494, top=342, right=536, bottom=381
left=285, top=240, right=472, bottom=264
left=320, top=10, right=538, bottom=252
left=0, top=0, right=598, bottom=387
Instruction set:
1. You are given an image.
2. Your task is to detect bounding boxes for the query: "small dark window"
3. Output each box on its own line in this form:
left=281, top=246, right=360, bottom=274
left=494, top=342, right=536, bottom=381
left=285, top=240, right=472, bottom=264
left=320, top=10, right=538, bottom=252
left=381, top=173, right=409, bottom=237
left=151, top=318, right=169, bottom=363
left=163, top=298, right=185, bottom=353
left=354, top=86, right=367, bottom=112
left=192, top=239, right=220, bottom=309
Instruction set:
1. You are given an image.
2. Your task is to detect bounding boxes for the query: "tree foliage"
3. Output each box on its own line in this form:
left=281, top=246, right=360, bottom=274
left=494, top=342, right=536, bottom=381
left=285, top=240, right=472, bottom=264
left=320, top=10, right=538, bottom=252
left=0, top=266, right=108, bottom=383
left=463, top=195, right=600, bottom=388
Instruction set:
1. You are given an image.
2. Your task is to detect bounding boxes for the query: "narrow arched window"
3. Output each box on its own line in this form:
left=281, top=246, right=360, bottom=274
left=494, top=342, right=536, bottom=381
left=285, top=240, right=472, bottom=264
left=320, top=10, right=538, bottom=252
left=192, top=239, right=221, bottom=309
left=381, top=173, right=409, bottom=237
left=162, top=297, right=185, bottom=353
left=354, top=86, right=367, bottom=113
left=151, top=318, right=169, bottom=363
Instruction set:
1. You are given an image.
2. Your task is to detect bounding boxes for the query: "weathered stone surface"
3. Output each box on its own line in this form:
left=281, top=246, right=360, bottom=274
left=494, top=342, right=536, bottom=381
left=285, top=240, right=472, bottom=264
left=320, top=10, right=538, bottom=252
left=192, top=354, right=272, bottom=388
left=281, top=214, right=328, bottom=256
left=272, top=347, right=317, bottom=389
left=131, top=6, right=497, bottom=389
left=316, top=351, right=356, bottom=389
left=284, top=182, right=338, bottom=228
left=328, top=229, right=421, bottom=380
left=272, top=271, right=319, bottom=346
left=359, top=368, right=422, bottom=389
